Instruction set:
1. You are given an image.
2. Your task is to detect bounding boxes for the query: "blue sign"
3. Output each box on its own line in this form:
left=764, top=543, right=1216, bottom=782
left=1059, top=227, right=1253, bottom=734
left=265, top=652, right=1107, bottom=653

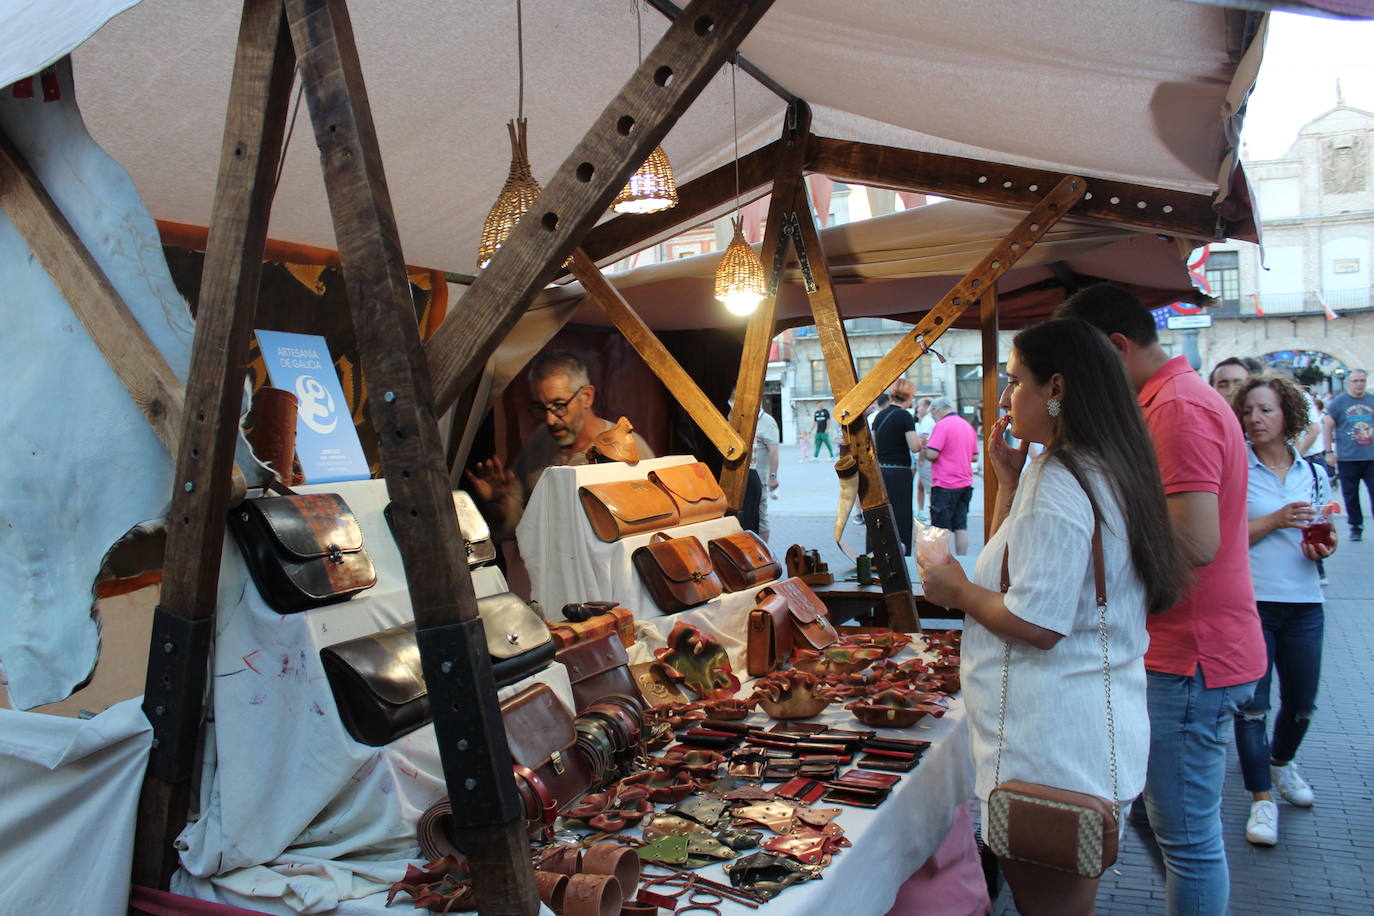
left=255, top=330, right=370, bottom=483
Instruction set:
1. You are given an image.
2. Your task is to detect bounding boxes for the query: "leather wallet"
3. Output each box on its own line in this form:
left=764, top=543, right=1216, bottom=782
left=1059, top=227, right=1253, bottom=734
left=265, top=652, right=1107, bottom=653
left=647, top=461, right=727, bottom=525
left=709, top=530, right=782, bottom=592
left=578, top=479, right=679, bottom=542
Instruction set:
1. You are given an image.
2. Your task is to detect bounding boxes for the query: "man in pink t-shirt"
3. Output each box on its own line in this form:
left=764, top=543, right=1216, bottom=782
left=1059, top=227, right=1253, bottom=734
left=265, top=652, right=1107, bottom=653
left=1060, top=285, right=1265, bottom=916
left=922, top=397, right=979, bottom=554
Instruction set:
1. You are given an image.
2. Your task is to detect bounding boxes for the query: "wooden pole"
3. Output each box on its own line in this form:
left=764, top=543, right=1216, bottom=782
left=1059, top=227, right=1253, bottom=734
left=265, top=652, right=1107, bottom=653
left=981, top=288, right=999, bottom=542
left=132, top=0, right=296, bottom=888
left=568, top=248, right=745, bottom=461
left=282, top=1, right=536, bottom=911
left=719, top=101, right=813, bottom=509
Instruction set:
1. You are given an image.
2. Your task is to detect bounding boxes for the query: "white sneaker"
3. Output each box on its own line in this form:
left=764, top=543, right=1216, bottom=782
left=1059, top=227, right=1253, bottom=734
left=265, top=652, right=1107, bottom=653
left=1246, top=800, right=1278, bottom=846
left=1271, top=763, right=1314, bottom=807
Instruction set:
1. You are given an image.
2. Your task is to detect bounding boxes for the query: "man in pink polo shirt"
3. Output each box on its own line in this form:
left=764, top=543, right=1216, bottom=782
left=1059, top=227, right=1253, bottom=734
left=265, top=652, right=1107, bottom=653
left=922, top=397, right=979, bottom=554
left=1060, top=285, right=1265, bottom=916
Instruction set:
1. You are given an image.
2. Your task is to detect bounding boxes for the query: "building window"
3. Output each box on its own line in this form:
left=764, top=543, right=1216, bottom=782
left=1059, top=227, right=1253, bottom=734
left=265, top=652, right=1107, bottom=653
left=910, top=355, right=934, bottom=391
left=810, top=359, right=829, bottom=393
left=1205, top=251, right=1240, bottom=308
left=855, top=356, right=880, bottom=379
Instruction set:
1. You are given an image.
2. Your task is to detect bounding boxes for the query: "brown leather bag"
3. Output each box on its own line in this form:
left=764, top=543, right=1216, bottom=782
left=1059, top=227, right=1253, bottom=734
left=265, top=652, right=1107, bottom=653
left=578, top=479, right=680, bottom=542
left=631, top=532, right=722, bottom=613
left=555, top=633, right=640, bottom=712
left=709, top=530, right=782, bottom=592
left=745, top=577, right=838, bottom=676
left=648, top=462, right=727, bottom=526
left=501, top=683, right=592, bottom=815
left=585, top=416, right=641, bottom=464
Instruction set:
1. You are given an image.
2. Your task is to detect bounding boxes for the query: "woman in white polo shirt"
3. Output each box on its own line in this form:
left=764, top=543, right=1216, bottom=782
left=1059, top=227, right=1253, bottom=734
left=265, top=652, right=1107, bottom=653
left=1232, top=375, right=1337, bottom=847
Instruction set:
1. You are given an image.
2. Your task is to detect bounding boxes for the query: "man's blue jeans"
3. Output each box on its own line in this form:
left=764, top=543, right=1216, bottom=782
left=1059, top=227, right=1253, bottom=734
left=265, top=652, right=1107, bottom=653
left=1234, top=601, right=1323, bottom=792
left=1141, top=669, right=1257, bottom=916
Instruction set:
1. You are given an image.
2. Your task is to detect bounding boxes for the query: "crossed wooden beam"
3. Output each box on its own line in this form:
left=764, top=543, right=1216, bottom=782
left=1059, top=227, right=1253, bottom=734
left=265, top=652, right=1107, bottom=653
left=0, top=0, right=1246, bottom=911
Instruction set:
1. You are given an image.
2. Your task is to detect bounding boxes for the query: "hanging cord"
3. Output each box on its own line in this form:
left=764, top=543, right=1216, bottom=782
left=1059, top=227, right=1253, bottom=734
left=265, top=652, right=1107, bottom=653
left=272, top=77, right=306, bottom=198
left=731, top=61, right=741, bottom=216
left=516, top=0, right=525, bottom=121
left=635, top=0, right=643, bottom=63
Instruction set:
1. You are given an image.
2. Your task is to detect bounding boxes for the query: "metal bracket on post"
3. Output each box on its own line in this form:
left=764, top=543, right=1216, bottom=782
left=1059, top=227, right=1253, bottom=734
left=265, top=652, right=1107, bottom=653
left=862, top=505, right=909, bottom=595
left=143, top=607, right=214, bottom=783
left=769, top=212, right=817, bottom=296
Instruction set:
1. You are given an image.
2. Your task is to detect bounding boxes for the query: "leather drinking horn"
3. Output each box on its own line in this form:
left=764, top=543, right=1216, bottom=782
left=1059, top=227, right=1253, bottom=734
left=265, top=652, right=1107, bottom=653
left=581, top=842, right=641, bottom=897
left=563, top=873, right=623, bottom=916
left=534, top=871, right=569, bottom=912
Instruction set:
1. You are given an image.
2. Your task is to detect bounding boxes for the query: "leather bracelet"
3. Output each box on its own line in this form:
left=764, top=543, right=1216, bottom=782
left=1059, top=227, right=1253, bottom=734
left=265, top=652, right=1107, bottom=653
left=534, top=871, right=569, bottom=912
left=564, top=873, right=623, bottom=916
left=582, top=841, right=641, bottom=898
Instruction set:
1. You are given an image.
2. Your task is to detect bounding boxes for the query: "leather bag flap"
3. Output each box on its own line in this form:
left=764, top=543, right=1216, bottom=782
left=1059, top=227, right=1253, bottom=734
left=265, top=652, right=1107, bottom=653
left=478, top=592, right=552, bottom=660
left=640, top=536, right=713, bottom=584
left=757, top=577, right=826, bottom=623
left=452, top=490, right=495, bottom=565
left=650, top=463, right=725, bottom=506
left=502, top=684, right=577, bottom=769
left=321, top=624, right=426, bottom=706
left=556, top=633, right=629, bottom=683
left=579, top=480, right=678, bottom=525
left=710, top=532, right=776, bottom=575
left=247, top=493, right=364, bottom=559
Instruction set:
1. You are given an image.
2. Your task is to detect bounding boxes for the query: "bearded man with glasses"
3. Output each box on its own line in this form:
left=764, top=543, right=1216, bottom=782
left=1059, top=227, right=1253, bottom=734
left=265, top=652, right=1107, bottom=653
left=466, top=350, right=653, bottom=540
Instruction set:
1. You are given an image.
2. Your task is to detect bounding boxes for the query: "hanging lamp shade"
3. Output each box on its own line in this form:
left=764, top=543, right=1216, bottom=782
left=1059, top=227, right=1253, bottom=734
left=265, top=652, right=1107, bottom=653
left=714, top=217, right=767, bottom=316
left=612, top=145, right=679, bottom=214
left=477, top=118, right=542, bottom=269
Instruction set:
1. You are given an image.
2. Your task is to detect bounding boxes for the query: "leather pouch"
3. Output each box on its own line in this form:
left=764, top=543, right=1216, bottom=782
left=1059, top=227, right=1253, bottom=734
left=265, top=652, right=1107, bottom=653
left=757, top=577, right=838, bottom=652
left=451, top=490, right=496, bottom=567
left=745, top=578, right=838, bottom=676
left=709, top=530, right=782, bottom=593
left=229, top=493, right=376, bottom=614
left=556, top=633, right=639, bottom=712
left=501, top=683, right=593, bottom=815
left=647, top=461, right=727, bottom=526
left=320, top=592, right=554, bottom=746
left=986, top=779, right=1119, bottom=878
left=578, top=479, right=679, bottom=542
left=632, top=533, right=722, bottom=613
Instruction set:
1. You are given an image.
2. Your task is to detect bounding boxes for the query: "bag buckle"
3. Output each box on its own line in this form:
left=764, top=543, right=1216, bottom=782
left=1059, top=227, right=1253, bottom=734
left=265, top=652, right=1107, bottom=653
left=550, top=749, right=567, bottom=775
left=506, top=632, right=521, bottom=646
left=690, top=571, right=705, bottom=581
left=326, top=544, right=344, bottom=564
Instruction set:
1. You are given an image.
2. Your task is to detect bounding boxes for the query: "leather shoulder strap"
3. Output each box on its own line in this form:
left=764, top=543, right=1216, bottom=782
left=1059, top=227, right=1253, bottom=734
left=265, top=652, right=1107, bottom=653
left=1001, top=513, right=1104, bottom=603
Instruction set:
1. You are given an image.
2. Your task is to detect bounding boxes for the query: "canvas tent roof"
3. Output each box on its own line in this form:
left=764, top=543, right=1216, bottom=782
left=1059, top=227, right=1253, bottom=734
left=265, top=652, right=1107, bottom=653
left=1, top=0, right=1263, bottom=290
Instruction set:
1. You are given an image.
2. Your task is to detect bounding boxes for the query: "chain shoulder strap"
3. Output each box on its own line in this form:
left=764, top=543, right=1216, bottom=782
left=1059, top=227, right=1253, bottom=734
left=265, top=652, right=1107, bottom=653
left=993, top=514, right=1119, bottom=814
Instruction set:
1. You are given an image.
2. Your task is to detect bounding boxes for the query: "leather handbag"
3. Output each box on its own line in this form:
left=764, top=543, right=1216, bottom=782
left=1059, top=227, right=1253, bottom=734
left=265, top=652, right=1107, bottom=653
left=746, top=577, right=838, bottom=677
left=319, top=592, right=554, bottom=746
left=501, top=683, right=593, bottom=815
left=556, top=633, right=640, bottom=712
left=647, top=462, right=727, bottom=526
left=985, top=516, right=1120, bottom=878
left=631, top=533, right=722, bottom=613
left=548, top=606, right=636, bottom=650
left=229, top=492, right=376, bottom=614
left=578, top=479, right=680, bottom=542
left=709, top=530, right=782, bottom=592
left=452, top=490, right=496, bottom=567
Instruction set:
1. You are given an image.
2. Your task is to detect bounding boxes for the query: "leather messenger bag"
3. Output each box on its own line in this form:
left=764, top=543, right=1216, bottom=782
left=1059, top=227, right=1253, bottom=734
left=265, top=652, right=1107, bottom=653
left=502, top=682, right=593, bottom=816
left=746, top=577, right=839, bottom=676
left=631, top=532, right=722, bottom=613
left=708, top=530, right=782, bottom=592
left=647, top=461, right=727, bottom=526
left=578, top=479, right=680, bottom=542
left=555, top=632, right=640, bottom=712
left=229, top=492, right=377, bottom=614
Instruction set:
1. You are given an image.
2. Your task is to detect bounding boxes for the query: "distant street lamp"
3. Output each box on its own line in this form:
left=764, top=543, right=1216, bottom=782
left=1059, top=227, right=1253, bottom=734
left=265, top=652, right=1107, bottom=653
left=1335, top=367, right=1347, bottom=393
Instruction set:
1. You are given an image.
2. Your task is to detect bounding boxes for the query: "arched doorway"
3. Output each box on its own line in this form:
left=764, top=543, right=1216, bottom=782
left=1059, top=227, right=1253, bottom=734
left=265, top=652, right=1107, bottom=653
left=1258, top=349, right=1349, bottom=397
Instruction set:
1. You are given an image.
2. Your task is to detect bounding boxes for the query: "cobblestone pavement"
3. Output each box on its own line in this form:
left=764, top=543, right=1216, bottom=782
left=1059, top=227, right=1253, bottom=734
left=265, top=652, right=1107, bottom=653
left=767, top=444, right=1374, bottom=914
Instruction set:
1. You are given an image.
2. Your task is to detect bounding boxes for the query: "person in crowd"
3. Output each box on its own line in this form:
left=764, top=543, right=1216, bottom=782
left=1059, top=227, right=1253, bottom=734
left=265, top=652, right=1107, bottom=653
left=1059, top=284, right=1265, bottom=916
left=872, top=380, right=921, bottom=554
left=811, top=402, right=835, bottom=459
left=918, top=318, right=1188, bottom=916
left=1322, top=368, right=1373, bottom=541
left=751, top=405, right=780, bottom=539
left=466, top=350, right=652, bottom=540
left=1230, top=375, right=1335, bottom=847
left=915, top=397, right=936, bottom=523
left=1208, top=357, right=1251, bottom=401
left=923, top=397, right=979, bottom=555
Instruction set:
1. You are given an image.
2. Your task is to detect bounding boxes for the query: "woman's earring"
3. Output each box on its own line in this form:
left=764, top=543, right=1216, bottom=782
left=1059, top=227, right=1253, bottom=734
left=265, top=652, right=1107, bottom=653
left=1047, top=397, right=1062, bottom=417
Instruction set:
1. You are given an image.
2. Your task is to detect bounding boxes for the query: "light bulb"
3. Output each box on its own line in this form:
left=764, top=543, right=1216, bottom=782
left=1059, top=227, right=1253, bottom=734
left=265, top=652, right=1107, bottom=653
left=718, top=289, right=764, bottom=316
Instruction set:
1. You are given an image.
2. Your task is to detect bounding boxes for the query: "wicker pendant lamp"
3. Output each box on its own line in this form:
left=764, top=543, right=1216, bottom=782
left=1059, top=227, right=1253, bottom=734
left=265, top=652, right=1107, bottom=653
left=613, top=3, right=678, bottom=214
left=477, top=0, right=540, bottom=270
left=713, top=63, right=766, bottom=316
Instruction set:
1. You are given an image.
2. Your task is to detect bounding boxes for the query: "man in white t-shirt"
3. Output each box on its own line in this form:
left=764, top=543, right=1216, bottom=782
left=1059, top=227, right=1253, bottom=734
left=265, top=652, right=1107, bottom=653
left=750, top=408, right=781, bottom=540
left=914, top=397, right=936, bottom=522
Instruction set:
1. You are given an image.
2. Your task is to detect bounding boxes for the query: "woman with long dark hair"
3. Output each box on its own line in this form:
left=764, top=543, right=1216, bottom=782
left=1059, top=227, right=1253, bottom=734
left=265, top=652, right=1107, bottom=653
left=920, top=318, right=1188, bottom=915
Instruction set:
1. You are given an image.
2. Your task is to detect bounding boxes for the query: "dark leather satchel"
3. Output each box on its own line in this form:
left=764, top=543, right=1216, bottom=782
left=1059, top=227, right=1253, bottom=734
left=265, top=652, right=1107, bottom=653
left=647, top=462, right=727, bottom=526
left=502, top=683, right=593, bottom=816
left=746, top=577, right=838, bottom=676
left=556, top=633, right=640, bottom=712
left=578, top=479, right=680, bottom=542
left=709, top=530, right=781, bottom=592
left=631, top=532, right=722, bottom=613
left=229, top=493, right=376, bottom=614
left=319, top=592, right=554, bottom=746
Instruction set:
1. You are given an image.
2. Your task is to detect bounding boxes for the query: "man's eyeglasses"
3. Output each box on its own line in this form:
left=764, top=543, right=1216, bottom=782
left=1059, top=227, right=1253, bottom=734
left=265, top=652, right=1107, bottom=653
left=528, top=385, right=588, bottom=419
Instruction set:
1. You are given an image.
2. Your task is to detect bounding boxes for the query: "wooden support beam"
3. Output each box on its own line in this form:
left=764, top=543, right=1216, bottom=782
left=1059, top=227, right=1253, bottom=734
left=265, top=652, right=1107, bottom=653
left=132, top=0, right=296, bottom=888
left=810, top=136, right=1224, bottom=241
left=834, top=176, right=1087, bottom=426
left=568, top=248, right=745, bottom=462
left=0, top=128, right=186, bottom=455
left=791, top=183, right=920, bottom=633
left=575, top=138, right=780, bottom=271
left=981, top=288, right=999, bottom=543
left=720, top=102, right=812, bottom=510
left=426, top=0, right=777, bottom=418
left=282, top=1, right=536, bottom=912
left=645, top=0, right=799, bottom=104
